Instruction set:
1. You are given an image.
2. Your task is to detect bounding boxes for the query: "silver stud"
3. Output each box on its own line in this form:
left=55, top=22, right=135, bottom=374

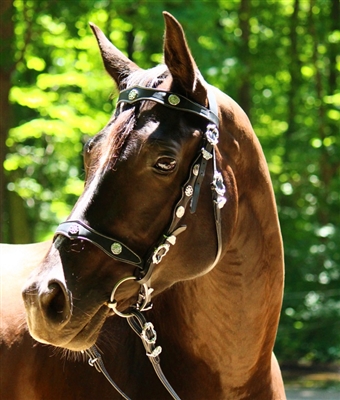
left=68, top=224, right=79, bottom=235
left=185, top=185, right=193, bottom=197
left=217, top=196, right=227, bottom=209
left=168, top=94, right=180, bottom=106
left=128, top=89, right=139, bottom=100
left=111, top=242, right=123, bottom=255
left=202, top=149, right=212, bottom=160
left=176, top=206, right=185, bottom=218
left=193, top=164, right=200, bottom=176
left=166, top=235, right=176, bottom=246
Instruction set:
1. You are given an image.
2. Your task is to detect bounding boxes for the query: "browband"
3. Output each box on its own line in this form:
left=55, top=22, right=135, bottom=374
left=118, top=86, right=219, bottom=127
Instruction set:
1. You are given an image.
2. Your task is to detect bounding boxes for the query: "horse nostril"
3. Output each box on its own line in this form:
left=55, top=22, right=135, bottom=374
left=40, top=281, right=72, bottom=325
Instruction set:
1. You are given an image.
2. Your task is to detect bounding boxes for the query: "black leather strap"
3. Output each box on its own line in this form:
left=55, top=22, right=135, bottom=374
left=118, top=86, right=219, bottom=126
left=54, top=220, right=142, bottom=267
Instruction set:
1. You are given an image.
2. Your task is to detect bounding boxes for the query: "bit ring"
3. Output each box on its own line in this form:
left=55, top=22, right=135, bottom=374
left=107, top=276, right=150, bottom=318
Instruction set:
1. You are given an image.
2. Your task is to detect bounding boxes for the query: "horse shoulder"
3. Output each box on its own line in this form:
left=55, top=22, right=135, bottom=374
left=1, top=241, right=46, bottom=399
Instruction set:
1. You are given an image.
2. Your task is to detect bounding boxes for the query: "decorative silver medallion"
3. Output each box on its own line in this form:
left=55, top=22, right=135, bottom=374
left=185, top=185, right=193, bottom=197
left=111, top=242, right=123, bottom=255
left=193, top=164, right=200, bottom=176
left=68, top=224, right=79, bottom=235
left=202, top=148, right=213, bottom=160
left=166, top=235, right=176, bottom=246
left=168, top=94, right=180, bottom=106
left=128, top=89, right=139, bottom=101
left=206, top=125, right=219, bottom=145
left=176, top=206, right=185, bottom=218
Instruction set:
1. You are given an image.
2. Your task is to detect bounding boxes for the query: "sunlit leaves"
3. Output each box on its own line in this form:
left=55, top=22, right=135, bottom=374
left=4, top=0, right=340, bottom=363
left=10, top=86, right=58, bottom=109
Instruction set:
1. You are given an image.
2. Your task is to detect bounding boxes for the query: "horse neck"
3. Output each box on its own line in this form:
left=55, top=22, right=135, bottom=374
left=152, top=172, right=284, bottom=391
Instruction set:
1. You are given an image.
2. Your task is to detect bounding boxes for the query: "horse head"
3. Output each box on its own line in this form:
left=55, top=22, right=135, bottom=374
left=22, top=13, right=240, bottom=351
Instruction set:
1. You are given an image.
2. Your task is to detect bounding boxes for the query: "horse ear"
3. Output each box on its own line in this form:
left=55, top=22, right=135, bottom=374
left=163, top=12, right=207, bottom=106
left=89, top=23, right=140, bottom=87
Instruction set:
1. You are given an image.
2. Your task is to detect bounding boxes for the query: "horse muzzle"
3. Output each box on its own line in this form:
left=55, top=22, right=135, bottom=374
left=22, top=278, right=73, bottom=340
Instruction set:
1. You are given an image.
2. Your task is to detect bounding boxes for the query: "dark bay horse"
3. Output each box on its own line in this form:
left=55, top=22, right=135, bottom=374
left=1, top=12, right=286, bottom=399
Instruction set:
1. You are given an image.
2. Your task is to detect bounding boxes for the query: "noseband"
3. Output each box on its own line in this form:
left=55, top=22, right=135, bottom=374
left=54, top=85, right=226, bottom=399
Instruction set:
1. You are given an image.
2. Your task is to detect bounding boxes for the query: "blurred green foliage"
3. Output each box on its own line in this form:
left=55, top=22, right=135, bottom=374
left=1, top=0, right=339, bottom=365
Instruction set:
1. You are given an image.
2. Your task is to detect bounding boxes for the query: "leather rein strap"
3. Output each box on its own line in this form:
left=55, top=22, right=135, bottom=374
left=54, top=85, right=226, bottom=400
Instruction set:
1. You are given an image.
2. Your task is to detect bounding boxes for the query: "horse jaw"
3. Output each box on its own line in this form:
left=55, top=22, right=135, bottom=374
left=89, top=22, right=140, bottom=87
left=163, top=11, right=208, bottom=106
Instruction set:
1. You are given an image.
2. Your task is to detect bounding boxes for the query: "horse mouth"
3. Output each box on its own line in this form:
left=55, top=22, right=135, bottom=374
left=61, top=305, right=111, bottom=351
left=29, top=304, right=111, bottom=352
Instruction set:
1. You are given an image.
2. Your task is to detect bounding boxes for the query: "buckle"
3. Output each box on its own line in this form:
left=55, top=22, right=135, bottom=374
left=152, top=243, right=170, bottom=264
left=146, top=346, right=162, bottom=358
left=141, top=322, right=157, bottom=344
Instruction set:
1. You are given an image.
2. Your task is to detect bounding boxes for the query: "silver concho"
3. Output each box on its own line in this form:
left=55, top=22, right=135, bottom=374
left=168, top=94, right=180, bottom=106
left=128, top=89, right=139, bottom=101
left=185, top=185, right=193, bottom=197
left=176, top=206, right=185, bottom=218
left=68, top=224, right=79, bottom=235
left=111, top=242, right=123, bottom=255
left=206, top=124, right=219, bottom=145
left=202, top=149, right=213, bottom=160
left=193, top=164, right=200, bottom=176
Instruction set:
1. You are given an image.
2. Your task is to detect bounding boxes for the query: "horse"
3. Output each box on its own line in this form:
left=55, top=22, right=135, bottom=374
left=1, top=12, right=286, bottom=399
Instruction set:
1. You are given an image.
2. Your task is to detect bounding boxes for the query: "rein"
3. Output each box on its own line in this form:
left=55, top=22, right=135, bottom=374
left=54, top=85, right=226, bottom=399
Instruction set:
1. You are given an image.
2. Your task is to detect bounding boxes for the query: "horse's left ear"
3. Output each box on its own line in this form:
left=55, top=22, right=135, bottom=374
left=90, top=22, right=140, bottom=88
left=163, top=12, right=208, bottom=106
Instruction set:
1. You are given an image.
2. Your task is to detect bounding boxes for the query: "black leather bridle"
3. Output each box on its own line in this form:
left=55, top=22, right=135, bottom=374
left=54, top=85, right=226, bottom=399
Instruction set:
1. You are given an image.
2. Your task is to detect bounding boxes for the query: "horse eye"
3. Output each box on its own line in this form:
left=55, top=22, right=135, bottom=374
left=154, top=157, right=177, bottom=173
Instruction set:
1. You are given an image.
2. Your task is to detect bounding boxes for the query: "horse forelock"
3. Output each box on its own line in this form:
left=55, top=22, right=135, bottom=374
left=122, top=64, right=169, bottom=89
left=95, top=65, right=171, bottom=171
left=96, top=109, right=136, bottom=172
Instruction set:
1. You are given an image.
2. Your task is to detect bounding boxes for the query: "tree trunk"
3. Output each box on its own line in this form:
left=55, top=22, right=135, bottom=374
left=7, top=190, right=31, bottom=244
left=0, top=0, right=14, bottom=242
left=285, top=0, right=301, bottom=140
left=328, top=0, right=339, bottom=95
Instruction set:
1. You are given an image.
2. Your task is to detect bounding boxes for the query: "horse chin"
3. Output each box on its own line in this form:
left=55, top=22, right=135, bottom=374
left=29, top=305, right=110, bottom=352
left=62, top=309, right=109, bottom=351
